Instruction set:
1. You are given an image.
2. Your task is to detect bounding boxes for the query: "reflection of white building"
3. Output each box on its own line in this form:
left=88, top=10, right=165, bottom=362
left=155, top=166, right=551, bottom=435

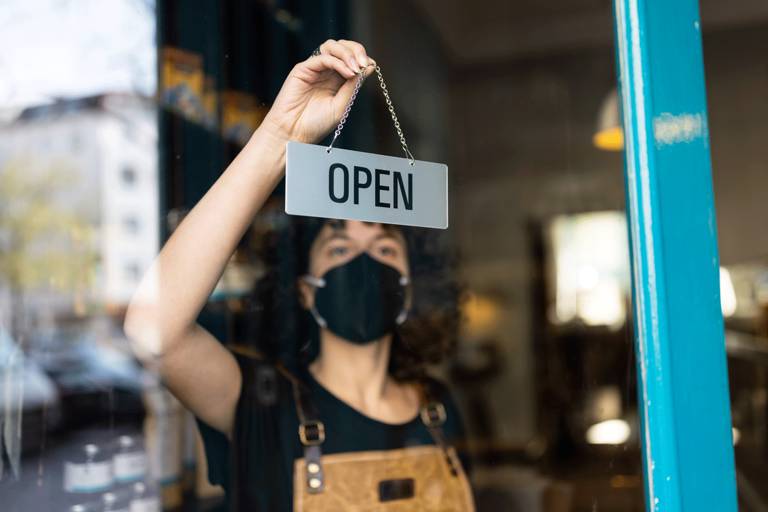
left=0, top=94, right=158, bottom=311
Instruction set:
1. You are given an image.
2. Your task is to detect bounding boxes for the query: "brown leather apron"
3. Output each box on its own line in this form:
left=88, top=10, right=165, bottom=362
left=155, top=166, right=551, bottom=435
left=277, top=364, right=476, bottom=511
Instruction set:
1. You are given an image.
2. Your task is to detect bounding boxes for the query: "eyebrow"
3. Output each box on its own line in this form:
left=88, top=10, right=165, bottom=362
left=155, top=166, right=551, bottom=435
left=372, top=232, right=400, bottom=243
left=315, top=231, right=350, bottom=248
left=314, top=230, right=402, bottom=252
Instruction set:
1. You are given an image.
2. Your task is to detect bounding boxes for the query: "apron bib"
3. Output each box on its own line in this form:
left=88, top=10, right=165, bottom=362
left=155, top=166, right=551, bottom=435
left=277, top=364, right=476, bottom=511
left=293, top=445, right=474, bottom=511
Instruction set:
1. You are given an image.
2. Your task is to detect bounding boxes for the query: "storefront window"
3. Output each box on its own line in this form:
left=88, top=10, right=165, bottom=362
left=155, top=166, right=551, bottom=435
left=1, top=1, right=757, bottom=511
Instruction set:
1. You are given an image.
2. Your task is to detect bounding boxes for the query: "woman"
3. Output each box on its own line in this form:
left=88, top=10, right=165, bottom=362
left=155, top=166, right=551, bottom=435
left=124, top=39, right=472, bottom=511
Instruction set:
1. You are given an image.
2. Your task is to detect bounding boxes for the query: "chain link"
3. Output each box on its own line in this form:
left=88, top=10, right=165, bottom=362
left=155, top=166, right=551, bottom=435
left=326, top=65, right=416, bottom=166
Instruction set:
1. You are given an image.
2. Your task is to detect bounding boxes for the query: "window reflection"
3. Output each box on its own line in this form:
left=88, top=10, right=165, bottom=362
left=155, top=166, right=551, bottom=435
left=548, top=212, right=630, bottom=329
left=1, top=0, right=766, bottom=511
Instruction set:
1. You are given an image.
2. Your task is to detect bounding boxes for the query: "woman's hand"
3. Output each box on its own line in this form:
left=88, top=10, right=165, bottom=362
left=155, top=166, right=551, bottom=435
left=260, top=39, right=376, bottom=145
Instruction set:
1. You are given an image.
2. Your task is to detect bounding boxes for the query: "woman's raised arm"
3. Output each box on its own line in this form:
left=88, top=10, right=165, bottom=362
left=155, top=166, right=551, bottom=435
left=123, top=40, right=375, bottom=436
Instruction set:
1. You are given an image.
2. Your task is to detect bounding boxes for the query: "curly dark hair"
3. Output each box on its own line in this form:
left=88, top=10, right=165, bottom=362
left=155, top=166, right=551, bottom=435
left=244, top=213, right=464, bottom=382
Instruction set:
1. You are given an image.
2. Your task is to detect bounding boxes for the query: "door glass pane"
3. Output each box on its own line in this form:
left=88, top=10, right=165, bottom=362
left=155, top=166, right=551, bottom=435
left=701, top=6, right=768, bottom=509
left=1, top=1, right=647, bottom=511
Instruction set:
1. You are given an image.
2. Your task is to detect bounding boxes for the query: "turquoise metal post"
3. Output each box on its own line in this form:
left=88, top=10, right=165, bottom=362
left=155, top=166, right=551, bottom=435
left=612, top=1, right=738, bottom=511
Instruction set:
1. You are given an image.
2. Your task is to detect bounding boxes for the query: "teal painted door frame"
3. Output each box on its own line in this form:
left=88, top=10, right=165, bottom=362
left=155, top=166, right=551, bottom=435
left=612, top=0, right=738, bottom=510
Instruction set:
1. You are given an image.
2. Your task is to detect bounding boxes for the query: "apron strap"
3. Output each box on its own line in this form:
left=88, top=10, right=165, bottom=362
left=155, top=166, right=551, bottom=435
left=275, top=362, right=327, bottom=494
left=417, top=382, right=462, bottom=477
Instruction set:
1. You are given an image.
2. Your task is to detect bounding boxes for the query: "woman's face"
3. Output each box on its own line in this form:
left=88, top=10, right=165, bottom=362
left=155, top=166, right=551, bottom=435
left=299, top=220, right=410, bottom=310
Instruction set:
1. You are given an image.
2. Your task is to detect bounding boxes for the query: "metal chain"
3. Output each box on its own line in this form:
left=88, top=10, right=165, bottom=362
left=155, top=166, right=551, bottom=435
left=326, top=65, right=416, bottom=166
left=374, top=66, right=415, bottom=165
left=326, top=71, right=365, bottom=153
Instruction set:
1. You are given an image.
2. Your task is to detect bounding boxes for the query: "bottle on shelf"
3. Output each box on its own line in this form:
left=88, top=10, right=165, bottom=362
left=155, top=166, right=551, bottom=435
left=64, top=444, right=113, bottom=494
left=113, top=435, right=147, bottom=484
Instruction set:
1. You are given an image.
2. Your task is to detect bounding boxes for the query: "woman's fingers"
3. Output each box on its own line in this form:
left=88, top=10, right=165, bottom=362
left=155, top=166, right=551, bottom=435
left=303, top=53, right=357, bottom=80
left=337, top=39, right=372, bottom=70
left=299, top=39, right=378, bottom=123
left=320, top=39, right=364, bottom=73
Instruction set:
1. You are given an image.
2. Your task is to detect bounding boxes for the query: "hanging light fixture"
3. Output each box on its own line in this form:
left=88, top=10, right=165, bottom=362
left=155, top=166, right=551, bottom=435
left=593, top=88, right=624, bottom=151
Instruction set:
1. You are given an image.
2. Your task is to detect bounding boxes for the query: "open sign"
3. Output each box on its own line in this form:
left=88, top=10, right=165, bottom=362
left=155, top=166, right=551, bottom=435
left=327, top=164, right=413, bottom=210
left=285, top=142, right=448, bottom=229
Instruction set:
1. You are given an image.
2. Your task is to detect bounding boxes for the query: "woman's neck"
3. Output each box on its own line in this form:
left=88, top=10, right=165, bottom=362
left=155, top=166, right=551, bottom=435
left=309, top=329, right=393, bottom=412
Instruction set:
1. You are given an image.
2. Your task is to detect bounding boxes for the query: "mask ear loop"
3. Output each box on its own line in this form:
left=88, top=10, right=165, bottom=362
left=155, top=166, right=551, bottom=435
left=301, top=275, right=328, bottom=328
left=395, top=275, right=411, bottom=325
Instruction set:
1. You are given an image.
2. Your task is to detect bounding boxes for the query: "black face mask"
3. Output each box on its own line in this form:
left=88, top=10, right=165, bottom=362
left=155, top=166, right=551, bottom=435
left=303, top=252, right=409, bottom=345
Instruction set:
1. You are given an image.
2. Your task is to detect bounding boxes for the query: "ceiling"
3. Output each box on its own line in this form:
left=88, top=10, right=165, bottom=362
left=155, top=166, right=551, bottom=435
left=410, top=0, right=768, bottom=65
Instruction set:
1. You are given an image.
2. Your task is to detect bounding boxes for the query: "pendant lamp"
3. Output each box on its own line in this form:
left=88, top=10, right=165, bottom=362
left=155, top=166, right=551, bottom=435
left=593, top=88, right=624, bottom=151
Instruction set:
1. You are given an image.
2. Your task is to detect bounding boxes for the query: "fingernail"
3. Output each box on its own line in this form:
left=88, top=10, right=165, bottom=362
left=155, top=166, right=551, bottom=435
left=348, top=59, right=360, bottom=72
left=358, top=56, right=368, bottom=68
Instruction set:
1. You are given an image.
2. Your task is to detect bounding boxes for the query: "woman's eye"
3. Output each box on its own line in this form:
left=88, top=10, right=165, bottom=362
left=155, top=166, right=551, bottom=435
left=378, top=246, right=398, bottom=257
left=330, top=246, right=348, bottom=257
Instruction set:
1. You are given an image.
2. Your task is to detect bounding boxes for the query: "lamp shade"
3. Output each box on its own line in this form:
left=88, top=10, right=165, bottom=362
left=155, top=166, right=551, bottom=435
left=593, top=88, right=624, bottom=151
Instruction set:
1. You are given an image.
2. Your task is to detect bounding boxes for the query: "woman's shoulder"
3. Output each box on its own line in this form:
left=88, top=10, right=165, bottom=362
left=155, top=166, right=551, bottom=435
left=228, top=344, right=298, bottom=379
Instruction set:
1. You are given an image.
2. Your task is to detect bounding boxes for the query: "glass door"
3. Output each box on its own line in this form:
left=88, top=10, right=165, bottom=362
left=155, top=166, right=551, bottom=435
left=0, top=1, right=748, bottom=511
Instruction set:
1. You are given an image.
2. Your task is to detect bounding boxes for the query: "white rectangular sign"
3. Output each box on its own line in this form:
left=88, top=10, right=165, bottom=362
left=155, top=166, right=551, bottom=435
left=285, top=142, right=448, bottom=229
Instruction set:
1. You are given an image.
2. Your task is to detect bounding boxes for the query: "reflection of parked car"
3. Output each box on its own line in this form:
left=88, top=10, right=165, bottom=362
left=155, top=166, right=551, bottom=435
left=27, top=326, right=147, bottom=431
left=0, top=329, right=61, bottom=455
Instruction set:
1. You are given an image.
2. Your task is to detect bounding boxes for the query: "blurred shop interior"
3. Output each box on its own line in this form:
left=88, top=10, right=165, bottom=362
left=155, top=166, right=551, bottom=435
left=1, top=0, right=768, bottom=511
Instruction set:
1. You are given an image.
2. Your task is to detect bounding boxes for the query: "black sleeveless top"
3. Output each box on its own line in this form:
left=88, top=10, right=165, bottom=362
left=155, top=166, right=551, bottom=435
left=196, top=353, right=470, bottom=511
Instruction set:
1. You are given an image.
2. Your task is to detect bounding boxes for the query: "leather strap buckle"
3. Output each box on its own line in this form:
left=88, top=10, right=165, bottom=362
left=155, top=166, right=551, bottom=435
left=299, top=420, right=326, bottom=446
left=420, top=402, right=446, bottom=427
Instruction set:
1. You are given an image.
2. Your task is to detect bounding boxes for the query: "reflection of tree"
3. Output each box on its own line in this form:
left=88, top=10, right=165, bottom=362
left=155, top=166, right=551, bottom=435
left=1, top=159, right=98, bottom=479
left=0, top=159, right=98, bottom=339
